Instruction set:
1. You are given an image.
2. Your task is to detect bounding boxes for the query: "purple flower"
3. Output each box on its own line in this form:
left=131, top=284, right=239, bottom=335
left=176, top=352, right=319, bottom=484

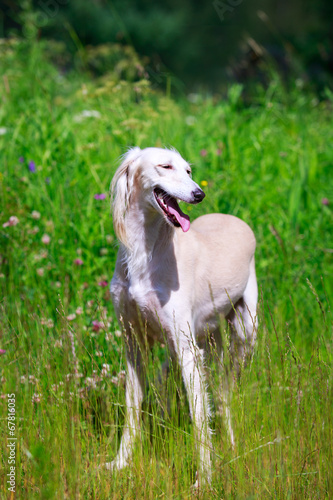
left=28, top=161, right=36, bottom=173
left=98, top=280, right=109, bottom=287
left=74, top=258, right=84, bottom=266
left=0, top=349, right=6, bottom=355
left=94, top=193, right=106, bottom=200
left=321, top=198, right=329, bottom=206
left=200, top=149, right=207, bottom=157
left=45, top=177, right=50, bottom=184
left=19, top=157, right=24, bottom=163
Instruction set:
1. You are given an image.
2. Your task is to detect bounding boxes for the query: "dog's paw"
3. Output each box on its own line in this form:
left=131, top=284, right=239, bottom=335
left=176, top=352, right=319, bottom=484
left=97, top=460, right=117, bottom=472
left=103, top=455, right=128, bottom=472
left=191, top=469, right=212, bottom=490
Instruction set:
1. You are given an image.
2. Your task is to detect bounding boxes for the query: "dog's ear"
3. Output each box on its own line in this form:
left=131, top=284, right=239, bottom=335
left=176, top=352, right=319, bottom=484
left=111, top=147, right=141, bottom=246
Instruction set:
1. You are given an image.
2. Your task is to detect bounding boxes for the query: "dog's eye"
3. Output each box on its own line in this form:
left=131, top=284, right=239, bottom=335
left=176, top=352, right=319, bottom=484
left=160, top=164, right=172, bottom=169
left=187, top=170, right=192, bottom=176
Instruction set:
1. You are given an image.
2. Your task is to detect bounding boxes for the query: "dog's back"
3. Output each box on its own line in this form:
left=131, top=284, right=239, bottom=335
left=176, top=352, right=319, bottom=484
left=173, top=213, right=256, bottom=325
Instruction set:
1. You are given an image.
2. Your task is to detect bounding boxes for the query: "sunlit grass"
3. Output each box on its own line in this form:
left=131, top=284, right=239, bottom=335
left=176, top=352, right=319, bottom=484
left=0, top=37, right=332, bottom=498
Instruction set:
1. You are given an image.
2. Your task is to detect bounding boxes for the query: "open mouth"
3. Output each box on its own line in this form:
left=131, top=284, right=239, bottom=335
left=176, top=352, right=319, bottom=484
left=153, top=188, right=190, bottom=232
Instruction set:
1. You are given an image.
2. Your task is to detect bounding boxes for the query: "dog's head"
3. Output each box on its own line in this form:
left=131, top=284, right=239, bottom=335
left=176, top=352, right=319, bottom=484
left=111, top=147, right=205, bottom=244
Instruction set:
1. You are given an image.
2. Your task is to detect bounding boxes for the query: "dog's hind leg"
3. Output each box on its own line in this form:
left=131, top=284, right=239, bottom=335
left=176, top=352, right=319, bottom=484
left=214, top=257, right=258, bottom=447
left=227, top=257, right=258, bottom=375
left=106, top=337, right=144, bottom=471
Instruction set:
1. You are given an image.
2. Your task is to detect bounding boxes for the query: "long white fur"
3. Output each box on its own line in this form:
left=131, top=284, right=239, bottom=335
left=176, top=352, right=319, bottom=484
left=106, top=147, right=258, bottom=484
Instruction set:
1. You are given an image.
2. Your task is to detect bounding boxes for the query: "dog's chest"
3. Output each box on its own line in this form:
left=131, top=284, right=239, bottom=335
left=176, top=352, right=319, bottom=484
left=127, top=280, right=152, bottom=310
left=111, top=253, right=175, bottom=341
left=122, top=278, right=167, bottom=338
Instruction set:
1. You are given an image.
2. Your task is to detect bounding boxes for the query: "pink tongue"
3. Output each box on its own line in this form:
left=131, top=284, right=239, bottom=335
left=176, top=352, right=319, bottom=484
left=166, top=198, right=190, bottom=232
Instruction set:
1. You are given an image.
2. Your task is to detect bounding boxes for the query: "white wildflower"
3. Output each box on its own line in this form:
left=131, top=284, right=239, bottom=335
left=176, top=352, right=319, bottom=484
left=85, top=377, right=97, bottom=389
left=74, top=110, right=101, bottom=122
left=187, top=93, right=200, bottom=103
left=31, top=210, right=41, bottom=220
left=32, top=393, right=42, bottom=403
left=101, top=364, right=110, bottom=377
left=185, top=116, right=196, bottom=126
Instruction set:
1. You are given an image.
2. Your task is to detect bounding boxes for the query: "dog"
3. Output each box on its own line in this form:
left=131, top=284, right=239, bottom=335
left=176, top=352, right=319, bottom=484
left=107, top=147, right=258, bottom=483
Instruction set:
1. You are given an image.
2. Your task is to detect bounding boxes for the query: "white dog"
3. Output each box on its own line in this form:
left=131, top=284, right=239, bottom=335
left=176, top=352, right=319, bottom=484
left=107, top=147, right=258, bottom=483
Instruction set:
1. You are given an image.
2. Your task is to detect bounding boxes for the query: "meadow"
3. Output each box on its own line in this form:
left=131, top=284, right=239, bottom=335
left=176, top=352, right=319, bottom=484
left=0, top=38, right=332, bottom=498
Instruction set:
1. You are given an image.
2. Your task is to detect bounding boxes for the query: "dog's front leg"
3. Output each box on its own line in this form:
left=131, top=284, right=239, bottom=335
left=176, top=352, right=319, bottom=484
left=106, top=339, right=144, bottom=471
left=175, top=331, right=212, bottom=484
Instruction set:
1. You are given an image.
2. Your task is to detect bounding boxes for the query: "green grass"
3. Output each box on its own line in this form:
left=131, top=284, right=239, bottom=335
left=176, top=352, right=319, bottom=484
left=0, top=38, right=332, bottom=498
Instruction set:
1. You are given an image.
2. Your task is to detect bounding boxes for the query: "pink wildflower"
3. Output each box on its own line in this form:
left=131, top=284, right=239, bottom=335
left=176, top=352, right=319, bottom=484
left=98, top=280, right=108, bottom=287
left=92, top=320, right=103, bottom=332
left=41, top=234, right=51, bottom=245
left=74, top=258, right=84, bottom=266
left=3, top=216, right=19, bottom=228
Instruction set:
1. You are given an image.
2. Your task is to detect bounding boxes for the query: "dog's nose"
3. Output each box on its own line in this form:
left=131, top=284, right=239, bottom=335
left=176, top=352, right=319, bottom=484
left=192, top=188, right=205, bottom=203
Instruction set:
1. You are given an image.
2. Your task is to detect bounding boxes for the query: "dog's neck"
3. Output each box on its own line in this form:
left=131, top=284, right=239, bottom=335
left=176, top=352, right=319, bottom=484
left=122, top=199, right=175, bottom=281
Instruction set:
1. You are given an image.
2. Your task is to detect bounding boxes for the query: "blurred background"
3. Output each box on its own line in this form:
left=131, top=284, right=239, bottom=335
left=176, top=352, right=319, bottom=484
left=1, top=0, right=333, bottom=94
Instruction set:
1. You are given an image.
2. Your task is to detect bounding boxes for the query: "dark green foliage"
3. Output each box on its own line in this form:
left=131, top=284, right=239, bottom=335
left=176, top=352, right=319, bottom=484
left=2, top=0, right=333, bottom=89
